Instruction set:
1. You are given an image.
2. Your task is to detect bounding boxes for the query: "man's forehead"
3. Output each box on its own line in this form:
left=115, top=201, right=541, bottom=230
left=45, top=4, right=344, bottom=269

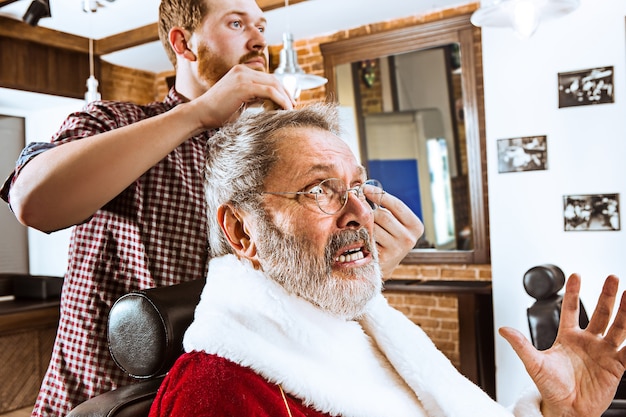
left=276, top=127, right=356, bottom=164
left=301, top=163, right=366, bottom=178
left=270, top=127, right=365, bottom=183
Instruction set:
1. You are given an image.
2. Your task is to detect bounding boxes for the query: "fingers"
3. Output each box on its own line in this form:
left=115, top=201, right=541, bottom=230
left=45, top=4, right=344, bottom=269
left=558, top=273, right=582, bottom=329
left=200, top=65, right=296, bottom=127
left=499, top=327, right=540, bottom=374
left=586, top=275, right=619, bottom=335
left=603, top=280, right=626, bottom=347
left=369, top=193, right=422, bottom=278
left=371, top=191, right=423, bottom=247
left=231, top=65, right=295, bottom=110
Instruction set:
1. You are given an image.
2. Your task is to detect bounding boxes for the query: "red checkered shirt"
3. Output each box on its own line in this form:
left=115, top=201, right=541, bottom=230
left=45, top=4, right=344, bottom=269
left=1, top=88, right=212, bottom=417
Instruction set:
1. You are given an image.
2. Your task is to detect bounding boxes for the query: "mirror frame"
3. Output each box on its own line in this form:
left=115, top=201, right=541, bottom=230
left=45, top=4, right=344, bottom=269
left=320, top=13, right=489, bottom=264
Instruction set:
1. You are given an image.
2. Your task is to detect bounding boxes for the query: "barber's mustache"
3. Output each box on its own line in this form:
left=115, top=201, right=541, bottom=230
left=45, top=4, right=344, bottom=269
left=239, top=51, right=267, bottom=66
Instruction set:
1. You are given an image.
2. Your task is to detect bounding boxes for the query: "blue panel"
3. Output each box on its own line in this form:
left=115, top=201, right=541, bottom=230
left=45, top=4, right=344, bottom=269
left=367, top=159, right=422, bottom=220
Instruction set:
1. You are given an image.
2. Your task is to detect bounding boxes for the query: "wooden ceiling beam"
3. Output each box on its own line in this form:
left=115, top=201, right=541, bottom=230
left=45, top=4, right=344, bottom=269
left=0, top=0, right=21, bottom=7
left=95, top=23, right=159, bottom=55
left=0, top=16, right=88, bottom=53
left=257, top=0, right=307, bottom=11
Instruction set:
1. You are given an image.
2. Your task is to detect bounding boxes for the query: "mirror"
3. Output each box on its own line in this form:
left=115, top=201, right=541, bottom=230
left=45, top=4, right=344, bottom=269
left=320, top=14, right=489, bottom=264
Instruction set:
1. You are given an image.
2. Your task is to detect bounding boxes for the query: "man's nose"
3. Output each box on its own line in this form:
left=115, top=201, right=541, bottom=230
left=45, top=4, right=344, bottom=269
left=248, top=28, right=267, bottom=51
left=337, top=190, right=373, bottom=229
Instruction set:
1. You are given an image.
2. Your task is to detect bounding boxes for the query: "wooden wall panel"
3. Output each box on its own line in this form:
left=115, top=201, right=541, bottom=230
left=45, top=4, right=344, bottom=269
left=0, top=36, right=92, bottom=99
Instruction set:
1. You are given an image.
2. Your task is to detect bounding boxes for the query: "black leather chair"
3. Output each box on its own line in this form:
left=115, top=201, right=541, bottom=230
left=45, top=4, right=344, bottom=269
left=524, top=264, right=626, bottom=417
left=66, top=278, right=205, bottom=417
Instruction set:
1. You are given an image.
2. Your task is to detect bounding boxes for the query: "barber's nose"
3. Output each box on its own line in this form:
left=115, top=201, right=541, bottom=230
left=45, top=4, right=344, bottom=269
left=249, top=29, right=267, bottom=51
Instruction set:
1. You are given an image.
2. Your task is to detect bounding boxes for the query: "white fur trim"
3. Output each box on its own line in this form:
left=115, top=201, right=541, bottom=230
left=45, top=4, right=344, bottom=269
left=509, top=386, right=543, bottom=417
left=184, top=254, right=541, bottom=417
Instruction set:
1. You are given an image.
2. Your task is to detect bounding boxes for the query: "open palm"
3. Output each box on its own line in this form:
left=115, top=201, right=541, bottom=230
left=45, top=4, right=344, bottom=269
left=500, top=274, right=626, bottom=417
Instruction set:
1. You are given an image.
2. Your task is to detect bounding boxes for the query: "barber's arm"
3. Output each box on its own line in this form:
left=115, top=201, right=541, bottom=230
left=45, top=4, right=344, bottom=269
left=8, top=65, right=293, bottom=233
left=501, top=273, right=626, bottom=417
left=369, top=191, right=423, bottom=279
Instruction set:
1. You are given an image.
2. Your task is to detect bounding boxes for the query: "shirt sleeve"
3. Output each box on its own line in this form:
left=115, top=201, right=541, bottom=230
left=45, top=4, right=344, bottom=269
left=1, top=142, right=57, bottom=205
left=1, top=100, right=140, bottom=206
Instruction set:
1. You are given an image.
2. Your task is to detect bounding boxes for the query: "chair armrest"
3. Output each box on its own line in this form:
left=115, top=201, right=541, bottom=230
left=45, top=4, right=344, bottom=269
left=66, top=377, right=164, bottom=417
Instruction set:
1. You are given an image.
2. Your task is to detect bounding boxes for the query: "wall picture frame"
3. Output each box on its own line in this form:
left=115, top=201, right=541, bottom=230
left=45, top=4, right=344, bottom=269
left=558, top=66, right=615, bottom=108
left=563, top=193, right=620, bottom=231
left=497, top=135, right=548, bottom=173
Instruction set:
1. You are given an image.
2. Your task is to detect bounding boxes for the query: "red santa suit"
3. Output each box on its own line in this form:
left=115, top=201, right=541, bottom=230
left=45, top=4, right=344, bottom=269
left=149, top=255, right=543, bottom=417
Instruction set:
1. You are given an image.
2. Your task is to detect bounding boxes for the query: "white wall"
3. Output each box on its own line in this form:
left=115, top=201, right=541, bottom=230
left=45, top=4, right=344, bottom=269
left=0, top=92, right=83, bottom=277
left=481, top=0, right=626, bottom=404
left=0, top=115, right=28, bottom=273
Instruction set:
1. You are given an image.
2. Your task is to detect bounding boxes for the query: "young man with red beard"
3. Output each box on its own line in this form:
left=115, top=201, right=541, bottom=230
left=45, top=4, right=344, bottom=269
left=0, top=1, right=422, bottom=415
left=150, top=103, right=626, bottom=417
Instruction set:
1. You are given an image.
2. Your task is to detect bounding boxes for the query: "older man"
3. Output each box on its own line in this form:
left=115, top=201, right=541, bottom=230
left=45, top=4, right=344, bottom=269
left=149, top=103, right=626, bottom=417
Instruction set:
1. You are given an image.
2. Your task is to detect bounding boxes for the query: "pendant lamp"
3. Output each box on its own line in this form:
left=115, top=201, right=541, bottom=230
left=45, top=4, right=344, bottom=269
left=84, top=38, right=101, bottom=104
left=272, top=0, right=327, bottom=99
left=470, top=0, right=580, bottom=39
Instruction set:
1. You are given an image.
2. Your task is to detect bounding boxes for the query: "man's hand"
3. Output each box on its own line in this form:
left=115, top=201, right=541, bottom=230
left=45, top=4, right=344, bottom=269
left=500, top=274, right=626, bottom=417
left=369, top=191, right=423, bottom=279
left=189, top=64, right=296, bottom=130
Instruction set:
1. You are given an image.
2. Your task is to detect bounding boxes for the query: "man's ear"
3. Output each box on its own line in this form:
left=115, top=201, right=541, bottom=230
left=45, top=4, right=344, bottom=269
left=217, top=204, right=257, bottom=260
left=169, top=27, right=197, bottom=62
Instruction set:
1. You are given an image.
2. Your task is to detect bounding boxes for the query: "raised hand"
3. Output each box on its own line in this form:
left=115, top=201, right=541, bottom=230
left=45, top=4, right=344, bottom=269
left=500, top=273, right=626, bottom=417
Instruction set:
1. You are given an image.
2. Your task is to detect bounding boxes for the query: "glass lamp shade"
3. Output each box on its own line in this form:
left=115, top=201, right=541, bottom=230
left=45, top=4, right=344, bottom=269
left=273, top=32, right=327, bottom=99
left=470, top=0, right=580, bottom=38
left=85, top=75, right=101, bottom=104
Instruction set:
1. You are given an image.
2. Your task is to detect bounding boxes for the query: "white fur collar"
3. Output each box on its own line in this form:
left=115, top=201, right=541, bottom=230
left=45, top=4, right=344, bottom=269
left=183, top=255, right=539, bottom=417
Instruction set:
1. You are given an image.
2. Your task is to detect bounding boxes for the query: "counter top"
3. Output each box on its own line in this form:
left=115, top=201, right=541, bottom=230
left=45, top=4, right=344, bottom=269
left=384, top=279, right=492, bottom=294
left=0, top=297, right=60, bottom=315
left=0, top=297, right=60, bottom=334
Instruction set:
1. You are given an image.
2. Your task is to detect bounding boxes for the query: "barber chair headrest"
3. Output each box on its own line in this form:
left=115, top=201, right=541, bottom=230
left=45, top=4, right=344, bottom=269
left=523, top=264, right=565, bottom=300
left=107, top=278, right=205, bottom=379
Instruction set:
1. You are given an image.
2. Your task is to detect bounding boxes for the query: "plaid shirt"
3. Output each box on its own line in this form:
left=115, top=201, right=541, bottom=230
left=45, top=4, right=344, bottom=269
left=1, top=88, right=212, bottom=417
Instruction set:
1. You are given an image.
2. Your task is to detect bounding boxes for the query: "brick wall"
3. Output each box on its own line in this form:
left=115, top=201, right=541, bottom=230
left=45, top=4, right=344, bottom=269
left=384, top=263, right=491, bottom=369
left=100, top=1, right=490, bottom=370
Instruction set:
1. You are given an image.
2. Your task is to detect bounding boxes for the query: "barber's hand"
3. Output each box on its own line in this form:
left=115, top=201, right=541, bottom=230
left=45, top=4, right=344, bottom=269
left=369, top=191, right=423, bottom=279
left=190, top=64, right=295, bottom=129
left=500, top=274, right=626, bottom=417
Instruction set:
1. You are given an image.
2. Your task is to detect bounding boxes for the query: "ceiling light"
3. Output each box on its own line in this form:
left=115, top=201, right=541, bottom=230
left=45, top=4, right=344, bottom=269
left=470, top=0, right=580, bottom=38
left=22, top=0, right=51, bottom=26
left=272, top=0, right=327, bottom=99
left=82, top=0, right=98, bottom=13
left=273, top=32, right=328, bottom=99
left=85, top=38, right=101, bottom=104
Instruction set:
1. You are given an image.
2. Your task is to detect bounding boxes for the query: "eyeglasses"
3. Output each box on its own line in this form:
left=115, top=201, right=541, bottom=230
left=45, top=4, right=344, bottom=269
left=261, top=178, right=385, bottom=215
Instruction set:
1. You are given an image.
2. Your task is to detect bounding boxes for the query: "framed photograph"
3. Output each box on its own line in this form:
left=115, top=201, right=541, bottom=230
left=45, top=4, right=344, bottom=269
left=497, top=135, right=548, bottom=173
left=558, top=66, right=614, bottom=108
left=563, top=193, right=620, bottom=231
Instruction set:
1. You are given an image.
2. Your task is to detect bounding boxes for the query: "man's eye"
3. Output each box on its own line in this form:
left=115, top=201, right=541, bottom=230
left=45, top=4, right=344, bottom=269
left=307, top=185, right=325, bottom=195
left=258, top=26, right=265, bottom=33
left=231, top=21, right=242, bottom=29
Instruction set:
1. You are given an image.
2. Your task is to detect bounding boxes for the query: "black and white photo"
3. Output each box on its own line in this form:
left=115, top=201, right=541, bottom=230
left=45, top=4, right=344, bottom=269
left=497, top=135, right=548, bottom=173
left=558, top=66, right=614, bottom=108
left=563, top=193, right=620, bottom=231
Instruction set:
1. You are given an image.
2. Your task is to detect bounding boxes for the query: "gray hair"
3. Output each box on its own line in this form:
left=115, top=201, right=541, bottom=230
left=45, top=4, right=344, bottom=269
left=205, top=103, right=342, bottom=257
